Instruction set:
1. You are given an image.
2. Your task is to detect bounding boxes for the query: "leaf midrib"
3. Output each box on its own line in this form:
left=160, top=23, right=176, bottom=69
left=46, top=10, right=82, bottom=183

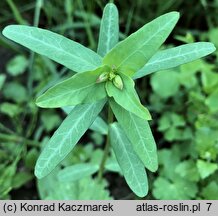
left=61, top=165, right=98, bottom=179
left=113, top=127, right=144, bottom=194
left=117, top=16, right=177, bottom=69
left=147, top=46, right=213, bottom=65
left=38, top=81, right=96, bottom=104
left=6, top=27, right=100, bottom=69
left=105, top=5, right=114, bottom=53
left=38, top=105, right=95, bottom=172
left=128, top=112, right=154, bottom=165
left=126, top=93, right=144, bottom=116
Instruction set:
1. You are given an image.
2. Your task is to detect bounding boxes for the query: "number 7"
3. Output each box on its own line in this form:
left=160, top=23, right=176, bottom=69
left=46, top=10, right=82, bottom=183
left=206, top=203, right=212, bottom=211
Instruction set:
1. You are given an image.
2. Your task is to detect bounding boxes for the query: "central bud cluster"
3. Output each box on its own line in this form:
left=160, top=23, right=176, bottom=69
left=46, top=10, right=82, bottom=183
left=96, top=66, right=123, bottom=90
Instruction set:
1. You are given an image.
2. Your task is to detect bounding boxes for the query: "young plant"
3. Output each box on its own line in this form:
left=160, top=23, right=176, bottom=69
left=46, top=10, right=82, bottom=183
left=2, top=3, right=215, bottom=198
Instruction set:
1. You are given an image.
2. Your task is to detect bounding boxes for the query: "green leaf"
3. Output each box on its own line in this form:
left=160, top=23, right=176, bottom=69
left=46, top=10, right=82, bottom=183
left=89, top=116, right=108, bottom=135
left=205, top=89, right=218, bottom=113
left=35, top=99, right=106, bottom=179
left=201, top=181, right=218, bottom=199
left=153, top=176, right=198, bottom=200
left=201, top=70, right=218, bottom=94
left=133, top=42, right=216, bottom=79
left=6, top=55, right=28, bottom=76
left=179, top=62, right=199, bottom=88
left=91, top=131, right=104, bottom=146
left=0, top=74, right=6, bottom=90
left=158, top=146, right=181, bottom=181
left=175, top=160, right=200, bottom=182
left=25, top=148, right=38, bottom=169
left=105, top=157, right=122, bottom=174
left=3, top=82, right=27, bottom=103
left=38, top=168, right=111, bottom=200
left=41, top=110, right=62, bottom=132
left=36, top=66, right=109, bottom=108
left=103, top=12, right=179, bottom=76
left=208, top=28, right=218, bottom=47
left=109, top=123, right=148, bottom=197
left=75, top=177, right=111, bottom=200
left=110, top=100, right=158, bottom=172
left=196, top=159, right=218, bottom=179
left=2, top=25, right=102, bottom=72
left=97, top=3, right=119, bottom=57
left=90, top=149, right=104, bottom=164
left=58, top=163, right=99, bottom=182
left=0, top=102, right=21, bottom=117
left=0, top=164, right=16, bottom=198
left=158, top=112, right=186, bottom=131
left=12, top=172, right=33, bottom=189
left=106, top=73, right=151, bottom=120
left=151, top=70, right=180, bottom=99
left=195, top=127, right=218, bottom=160
left=62, top=106, right=108, bottom=135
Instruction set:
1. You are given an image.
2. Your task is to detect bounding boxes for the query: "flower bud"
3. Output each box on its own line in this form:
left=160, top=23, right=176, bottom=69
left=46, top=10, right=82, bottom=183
left=108, top=72, right=116, bottom=81
left=113, top=75, right=123, bottom=90
left=96, top=72, right=108, bottom=83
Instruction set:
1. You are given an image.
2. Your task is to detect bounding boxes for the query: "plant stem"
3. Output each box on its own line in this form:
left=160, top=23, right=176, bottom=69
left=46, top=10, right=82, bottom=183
left=28, top=0, right=43, bottom=95
left=0, top=133, right=40, bottom=147
left=6, top=0, right=27, bottom=25
left=97, top=105, right=114, bottom=181
left=0, top=123, right=15, bottom=134
left=77, top=0, right=95, bottom=49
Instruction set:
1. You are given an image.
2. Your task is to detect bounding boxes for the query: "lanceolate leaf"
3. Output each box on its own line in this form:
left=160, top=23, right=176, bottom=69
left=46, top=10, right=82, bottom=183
left=58, top=163, right=99, bottom=182
left=110, top=123, right=148, bottom=197
left=106, top=73, right=151, bottom=120
left=110, top=100, right=158, bottom=172
left=2, top=25, right=102, bottom=72
left=133, top=42, right=216, bottom=79
left=105, top=157, right=122, bottom=174
left=89, top=116, right=108, bottom=135
left=36, top=66, right=109, bottom=108
left=62, top=106, right=108, bottom=135
left=103, top=12, right=179, bottom=76
left=35, top=99, right=106, bottom=179
left=97, top=3, right=119, bottom=57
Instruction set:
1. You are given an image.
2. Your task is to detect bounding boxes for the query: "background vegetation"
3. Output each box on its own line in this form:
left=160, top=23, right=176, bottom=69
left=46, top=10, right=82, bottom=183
left=0, top=0, right=218, bottom=199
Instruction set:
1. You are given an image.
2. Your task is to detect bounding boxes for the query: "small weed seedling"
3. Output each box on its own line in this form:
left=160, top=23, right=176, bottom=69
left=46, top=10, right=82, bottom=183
left=2, top=3, right=215, bottom=197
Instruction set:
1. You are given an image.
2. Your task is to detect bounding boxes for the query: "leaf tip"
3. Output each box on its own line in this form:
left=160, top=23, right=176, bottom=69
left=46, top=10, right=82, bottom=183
left=2, top=25, right=18, bottom=38
left=210, top=43, right=216, bottom=52
left=35, top=96, right=49, bottom=108
left=106, top=2, right=117, bottom=8
left=146, top=112, right=152, bottom=121
left=137, top=190, right=148, bottom=198
left=2, top=26, right=10, bottom=37
left=35, top=97, right=43, bottom=107
left=34, top=167, right=43, bottom=179
left=149, top=163, right=159, bottom=173
left=169, top=11, right=180, bottom=18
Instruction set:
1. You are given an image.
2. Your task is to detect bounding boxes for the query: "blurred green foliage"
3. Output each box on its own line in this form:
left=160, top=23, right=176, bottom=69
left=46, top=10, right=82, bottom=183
left=0, top=0, right=218, bottom=199
left=149, top=46, right=218, bottom=199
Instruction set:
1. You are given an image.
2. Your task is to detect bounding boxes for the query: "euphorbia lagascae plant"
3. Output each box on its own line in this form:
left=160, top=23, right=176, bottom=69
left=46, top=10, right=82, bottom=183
left=3, top=3, right=215, bottom=197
